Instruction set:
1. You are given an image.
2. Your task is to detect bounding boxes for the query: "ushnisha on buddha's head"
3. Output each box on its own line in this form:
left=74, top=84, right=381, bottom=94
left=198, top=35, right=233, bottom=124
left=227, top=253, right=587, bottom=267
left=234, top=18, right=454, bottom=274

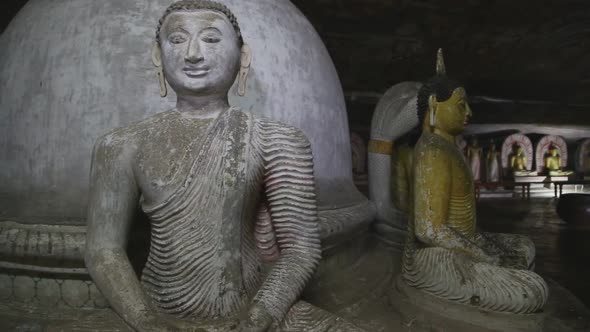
left=151, top=0, right=252, bottom=98
left=417, top=49, right=472, bottom=138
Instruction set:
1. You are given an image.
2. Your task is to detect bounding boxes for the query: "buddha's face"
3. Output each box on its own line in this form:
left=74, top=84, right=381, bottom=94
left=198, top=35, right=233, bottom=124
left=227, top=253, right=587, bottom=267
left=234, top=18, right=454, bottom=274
left=550, top=148, right=558, bottom=157
left=159, top=10, right=241, bottom=97
left=517, top=146, right=524, bottom=156
left=433, top=87, right=472, bottom=136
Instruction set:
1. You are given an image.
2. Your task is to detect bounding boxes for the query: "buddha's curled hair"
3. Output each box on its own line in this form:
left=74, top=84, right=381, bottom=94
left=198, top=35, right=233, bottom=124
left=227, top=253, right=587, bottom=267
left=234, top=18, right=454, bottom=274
left=156, top=0, right=243, bottom=45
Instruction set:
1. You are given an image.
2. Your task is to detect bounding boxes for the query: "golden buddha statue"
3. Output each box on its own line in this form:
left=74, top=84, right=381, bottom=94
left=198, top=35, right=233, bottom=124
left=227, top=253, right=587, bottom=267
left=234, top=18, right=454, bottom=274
left=545, top=144, right=573, bottom=176
left=509, top=145, right=537, bottom=176
left=401, top=49, right=548, bottom=314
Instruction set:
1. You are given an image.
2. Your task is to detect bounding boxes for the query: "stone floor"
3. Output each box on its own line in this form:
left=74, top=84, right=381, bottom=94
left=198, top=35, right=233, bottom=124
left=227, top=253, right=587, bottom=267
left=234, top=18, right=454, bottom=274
left=477, top=197, right=590, bottom=308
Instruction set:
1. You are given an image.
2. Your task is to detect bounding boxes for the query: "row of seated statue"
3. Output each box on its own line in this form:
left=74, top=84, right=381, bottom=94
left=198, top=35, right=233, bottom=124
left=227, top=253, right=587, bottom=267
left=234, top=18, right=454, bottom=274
left=464, top=137, right=577, bottom=180
left=77, top=2, right=549, bottom=331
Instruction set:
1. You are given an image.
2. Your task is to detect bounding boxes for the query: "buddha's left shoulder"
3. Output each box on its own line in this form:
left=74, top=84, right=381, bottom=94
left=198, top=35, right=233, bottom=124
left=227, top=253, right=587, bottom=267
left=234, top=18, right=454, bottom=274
left=252, top=116, right=310, bottom=143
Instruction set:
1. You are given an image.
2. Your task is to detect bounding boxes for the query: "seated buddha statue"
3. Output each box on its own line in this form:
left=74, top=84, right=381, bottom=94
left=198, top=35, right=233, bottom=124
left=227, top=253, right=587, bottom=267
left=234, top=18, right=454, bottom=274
left=510, top=145, right=537, bottom=176
left=401, top=50, right=549, bottom=314
left=84, top=1, right=361, bottom=331
left=545, top=144, right=573, bottom=176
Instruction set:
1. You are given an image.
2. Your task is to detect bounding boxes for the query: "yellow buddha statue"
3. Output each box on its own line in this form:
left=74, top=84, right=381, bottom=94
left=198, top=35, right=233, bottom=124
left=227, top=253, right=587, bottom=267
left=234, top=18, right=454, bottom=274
left=401, top=49, right=548, bottom=314
left=509, top=145, right=537, bottom=176
left=545, top=144, right=573, bottom=176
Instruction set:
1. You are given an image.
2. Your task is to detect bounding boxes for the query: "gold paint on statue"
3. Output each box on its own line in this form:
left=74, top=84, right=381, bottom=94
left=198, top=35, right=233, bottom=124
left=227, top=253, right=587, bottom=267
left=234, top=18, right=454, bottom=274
left=510, top=146, right=527, bottom=171
left=545, top=145, right=573, bottom=176
left=414, top=87, right=480, bottom=249
left=509, top=146, right=537, bottom=176
left=368, top=139, right=394, bottom=155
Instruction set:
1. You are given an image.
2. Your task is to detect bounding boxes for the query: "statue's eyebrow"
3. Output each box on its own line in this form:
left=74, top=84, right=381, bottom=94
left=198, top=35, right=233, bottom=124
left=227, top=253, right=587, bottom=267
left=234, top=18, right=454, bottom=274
left=199, top=27, right=222, bottom=34
left=168, top=26, right=189, bottom=34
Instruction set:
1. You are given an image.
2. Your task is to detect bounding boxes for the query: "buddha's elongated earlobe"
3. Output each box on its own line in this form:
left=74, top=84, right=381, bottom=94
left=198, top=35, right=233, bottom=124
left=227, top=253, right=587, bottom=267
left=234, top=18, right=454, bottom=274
left=428, top=95, right=437, bottom=127
left=238, top=44, right=252, bottom=96
left=152, top=42, right=167, bottom=98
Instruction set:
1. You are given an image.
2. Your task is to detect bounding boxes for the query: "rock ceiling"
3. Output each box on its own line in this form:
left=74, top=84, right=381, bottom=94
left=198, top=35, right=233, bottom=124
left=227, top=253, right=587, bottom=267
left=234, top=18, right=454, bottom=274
left=2, top=0, right=590, bottom=126
left=293, top=0, right=590, bottom=126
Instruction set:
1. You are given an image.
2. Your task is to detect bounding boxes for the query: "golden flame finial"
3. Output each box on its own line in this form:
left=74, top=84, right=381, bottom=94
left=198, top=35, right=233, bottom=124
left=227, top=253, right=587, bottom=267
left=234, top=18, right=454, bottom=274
left=436, top=48, right=446, bottom=76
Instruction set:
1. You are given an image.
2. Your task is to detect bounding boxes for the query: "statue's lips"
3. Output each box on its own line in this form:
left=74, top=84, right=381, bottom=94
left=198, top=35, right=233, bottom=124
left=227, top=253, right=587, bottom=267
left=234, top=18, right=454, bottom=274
left=183, top=66, right=209, bottom=78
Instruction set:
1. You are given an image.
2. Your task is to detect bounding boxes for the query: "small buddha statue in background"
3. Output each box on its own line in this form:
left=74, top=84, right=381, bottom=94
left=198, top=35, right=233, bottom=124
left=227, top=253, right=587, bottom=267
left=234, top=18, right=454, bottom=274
left=466, top=137, right=483, bottom=182
left=545, top=144, right=573, bottom=176
left=401, top=49, right=548, bottom=314
left=510, top=145, right=537, bottom=176
left=485, top=140, right=500, bottom=182
left=84, top=1, right=361, bottom=331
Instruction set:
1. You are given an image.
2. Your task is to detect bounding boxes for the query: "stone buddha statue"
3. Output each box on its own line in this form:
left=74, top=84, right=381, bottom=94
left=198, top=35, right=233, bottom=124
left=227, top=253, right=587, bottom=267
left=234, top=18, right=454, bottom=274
left=510, top=145, right=537, bottom=176
left=545, top=144, right=573, bottom=176
left=401, top=50, right=548, bottom=315
left=84, top=1, right=361, bottom=331
left=466, top=136, right=483, bottom=182
left=485, top=140, right=500, bottom=182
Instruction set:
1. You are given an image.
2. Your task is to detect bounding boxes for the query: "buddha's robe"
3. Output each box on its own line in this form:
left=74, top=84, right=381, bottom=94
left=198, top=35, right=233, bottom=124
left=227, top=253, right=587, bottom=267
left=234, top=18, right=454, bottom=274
left=402, top=132, right=549, bottom=314
left=137, top=108, right=361, bottom=331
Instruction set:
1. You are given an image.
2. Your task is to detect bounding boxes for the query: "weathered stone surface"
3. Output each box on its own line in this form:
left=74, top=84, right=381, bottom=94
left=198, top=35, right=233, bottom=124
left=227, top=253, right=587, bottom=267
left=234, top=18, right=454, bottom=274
left=0, top=274, right=13, bottom=301
left=35, top=278, right=61, bottom=307
left=13, top=276, right=35, bottom=302
left=60, top=279, right=89, bottom=308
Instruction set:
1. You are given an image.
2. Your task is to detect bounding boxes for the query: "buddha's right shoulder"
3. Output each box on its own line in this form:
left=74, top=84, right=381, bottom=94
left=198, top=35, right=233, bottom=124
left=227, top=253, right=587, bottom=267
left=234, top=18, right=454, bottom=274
left=94, top=111, right=176, bottom=149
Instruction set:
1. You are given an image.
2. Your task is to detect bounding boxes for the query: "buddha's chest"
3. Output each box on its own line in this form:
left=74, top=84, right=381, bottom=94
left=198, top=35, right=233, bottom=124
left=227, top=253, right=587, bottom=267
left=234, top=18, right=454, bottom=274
left=133, top=118, right=217, bottom=205
left=447, top=147, right=476, bottom=236
left=450, top=147, right=474, bottom=193
left=546, top=157, right=560, bottom=169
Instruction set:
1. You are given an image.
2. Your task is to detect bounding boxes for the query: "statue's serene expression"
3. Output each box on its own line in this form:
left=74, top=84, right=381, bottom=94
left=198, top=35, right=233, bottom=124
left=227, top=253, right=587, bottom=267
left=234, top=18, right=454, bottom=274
left=433, top=87, right=472, bottom=135
left=159, top=10, right=241, bottom=96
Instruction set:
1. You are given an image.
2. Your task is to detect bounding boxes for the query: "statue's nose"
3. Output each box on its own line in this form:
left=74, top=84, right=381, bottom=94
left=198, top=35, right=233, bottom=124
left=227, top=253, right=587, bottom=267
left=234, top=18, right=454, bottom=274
left=185, top=39, right=204, bottom=64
